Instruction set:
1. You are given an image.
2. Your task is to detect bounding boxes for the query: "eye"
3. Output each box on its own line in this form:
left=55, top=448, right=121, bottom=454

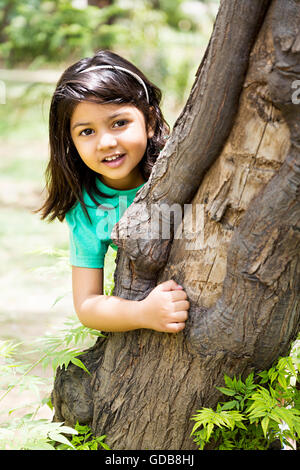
left=113, top=119, right=128, bottom=128
left=79, top=128, right=94, bottom=136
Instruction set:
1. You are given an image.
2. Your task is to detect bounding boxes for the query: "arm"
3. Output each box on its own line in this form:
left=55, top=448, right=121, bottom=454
left=72, top=266, right=190, bottom=333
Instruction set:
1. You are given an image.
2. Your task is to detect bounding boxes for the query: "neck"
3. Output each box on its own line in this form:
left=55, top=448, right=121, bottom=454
left=100, top=169, right=146, bottom=191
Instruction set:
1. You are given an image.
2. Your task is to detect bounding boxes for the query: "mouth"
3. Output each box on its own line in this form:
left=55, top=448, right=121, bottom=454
left=101, top=153, right=126, bottom=168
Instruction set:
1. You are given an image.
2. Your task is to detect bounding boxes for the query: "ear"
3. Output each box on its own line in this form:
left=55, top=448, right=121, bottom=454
left=147, top=106, right=155, bottom=139
left=147, top=127, right=155, bottom=139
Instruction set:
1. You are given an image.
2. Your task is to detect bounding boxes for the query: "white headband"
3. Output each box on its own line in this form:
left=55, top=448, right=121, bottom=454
left=79, top=65, right=150, bottom=104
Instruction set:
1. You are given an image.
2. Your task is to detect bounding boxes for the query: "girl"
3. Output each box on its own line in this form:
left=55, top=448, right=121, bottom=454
left=39, top=50, right=189, bottom=333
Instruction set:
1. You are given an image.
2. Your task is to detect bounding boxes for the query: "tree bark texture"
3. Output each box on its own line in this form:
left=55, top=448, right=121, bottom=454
left=52, top=0, right=300, bottom=450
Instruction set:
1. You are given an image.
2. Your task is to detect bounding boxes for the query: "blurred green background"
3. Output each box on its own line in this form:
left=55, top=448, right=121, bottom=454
left=0, top=0, right=218, bottom=419
left=0, top=0, right=218, bottom=341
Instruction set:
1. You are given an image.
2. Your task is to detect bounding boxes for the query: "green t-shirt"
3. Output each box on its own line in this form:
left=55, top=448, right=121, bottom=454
left=65, top=179, right=145, bottom=269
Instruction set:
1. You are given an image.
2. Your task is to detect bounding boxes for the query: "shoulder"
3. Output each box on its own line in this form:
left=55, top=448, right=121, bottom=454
left=65, top=196, right=110, bottom=269
left=65, top=200, right=91, bottom=232
left=65, top=187, right=103, bottom=228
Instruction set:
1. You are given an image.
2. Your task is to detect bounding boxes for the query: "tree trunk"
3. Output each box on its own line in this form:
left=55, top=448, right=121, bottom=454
left=52, top=0, right=300, bottom=450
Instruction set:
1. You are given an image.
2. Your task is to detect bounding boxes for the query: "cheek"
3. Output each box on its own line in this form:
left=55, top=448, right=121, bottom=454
left=127, top=127, right=148, bottom=154
left=73, top=139, right=91, bottom=159
left=129, top=139, right=147, bottom=162
left=73, top=142, right=96, bottom=169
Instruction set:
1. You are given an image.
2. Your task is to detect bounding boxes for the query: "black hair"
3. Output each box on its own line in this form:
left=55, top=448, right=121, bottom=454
left=38, top=49, right=169, bottom=222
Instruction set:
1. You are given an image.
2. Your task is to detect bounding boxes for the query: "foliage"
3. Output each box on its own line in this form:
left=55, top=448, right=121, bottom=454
left=0, top=417, right=78, bottom=450
left=0, top=317, right=108, bottom=450
left=34, top=316, right=105, bottom=375
left=0, top=244, right=117, bottom=450
left=0, top=0, right=128, bottom=66
left=0, top=411, right=110, bottom=450
left=0, top=0, right=210, bottom=66
left=147, top=0, right=198, bottom=31
left=191, top=347, right=300, bottom=450
left=0, top=0, right=217, bottom=112
left=56, top=421, right=110, bottom=450
left=0, top=314, right=103, bottom=401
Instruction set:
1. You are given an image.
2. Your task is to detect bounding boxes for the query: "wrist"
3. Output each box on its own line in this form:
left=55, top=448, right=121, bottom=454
left=135, top=298, right=148, bottom=330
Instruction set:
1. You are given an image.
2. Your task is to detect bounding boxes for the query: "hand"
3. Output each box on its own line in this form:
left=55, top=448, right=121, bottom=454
left=138, top=280, right=190, bottom=333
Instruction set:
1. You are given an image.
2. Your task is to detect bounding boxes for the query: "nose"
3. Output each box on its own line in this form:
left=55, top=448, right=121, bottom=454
left=96, top=131, right=117, bottom=151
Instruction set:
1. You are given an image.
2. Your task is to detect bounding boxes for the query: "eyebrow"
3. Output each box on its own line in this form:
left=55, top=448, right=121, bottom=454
left=71, top=111, right=130, bottom=131
left=71, top=121, right=91, bottom=130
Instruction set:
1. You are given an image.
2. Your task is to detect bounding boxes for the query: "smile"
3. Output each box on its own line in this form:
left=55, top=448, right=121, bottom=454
left=102, top=153, right=126, bottom=168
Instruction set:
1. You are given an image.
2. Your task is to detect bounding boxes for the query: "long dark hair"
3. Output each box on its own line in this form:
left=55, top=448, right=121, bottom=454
left=38, top=49, right=169, bottom=222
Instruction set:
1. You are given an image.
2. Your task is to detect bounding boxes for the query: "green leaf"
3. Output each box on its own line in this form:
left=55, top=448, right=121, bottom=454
left=100, top=441, right=111, bottom=450
left=74, top=422, right=90, bottom=433
left=70, top=357, right=90, bottom=375
left=261, top=416, right=269, bottom=438
left=245, top=372, right=255, bottom=386
left=277, top=372, right=287, bottom=389
left=235, top=420, right=247, bottom=431
left=221, top=400, right=238, bottom=411
left=73, top=435, right=83, bottom=445
left=96, top=434, right=107, bottom=442
left=57, top=424, right=78, bottom=436
left=48, top=431, right=75, bottom=449
left=79, top=443, right=90, bottom=450
left=224, top=375, right=233, bottom=388
left=206, top=422, right=214, bottom=441
left=216, top=387, right=236, bottom=397
left=191, top=420, right=203, bottom=435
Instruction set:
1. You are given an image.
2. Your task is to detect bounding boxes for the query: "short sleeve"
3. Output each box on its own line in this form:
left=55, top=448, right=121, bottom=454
left=65, top=203, right=109, bottom=269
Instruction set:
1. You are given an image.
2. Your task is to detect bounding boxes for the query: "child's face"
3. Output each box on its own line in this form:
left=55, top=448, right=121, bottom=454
left=70, top=101, right=153, bottom=190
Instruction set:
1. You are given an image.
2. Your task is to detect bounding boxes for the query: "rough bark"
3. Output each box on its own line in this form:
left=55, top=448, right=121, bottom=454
left=52, top=0, right=300, bottom=450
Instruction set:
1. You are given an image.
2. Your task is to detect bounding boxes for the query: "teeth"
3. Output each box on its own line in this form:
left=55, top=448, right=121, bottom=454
left=104, top=154, right=122, bottom=161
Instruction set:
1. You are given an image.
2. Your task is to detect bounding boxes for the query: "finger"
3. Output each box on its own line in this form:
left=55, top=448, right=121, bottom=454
left=170, top=310, right=188, bottom=322
left=159, top=280, right=183, bottom=292
left=169, top=289, right=188, bottom=302
left=171, top=284, right=184, bottom=290
left=165, top=322, right=186, bottom=333
left=172, top=300, right=190, bottom=313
